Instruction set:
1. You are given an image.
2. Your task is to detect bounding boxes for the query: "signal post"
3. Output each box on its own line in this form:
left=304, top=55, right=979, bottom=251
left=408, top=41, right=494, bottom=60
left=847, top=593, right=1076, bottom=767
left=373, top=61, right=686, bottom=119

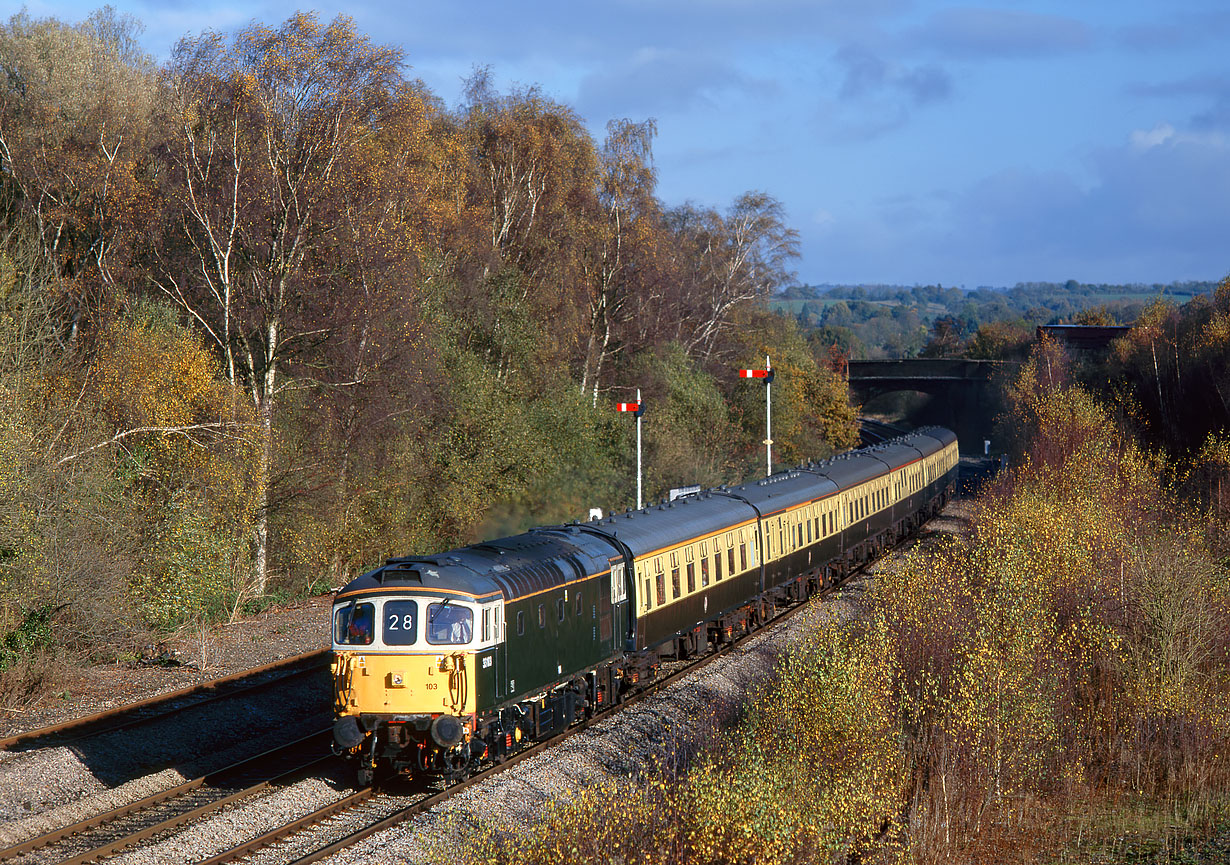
left=740, top=357, right=774, bottom=477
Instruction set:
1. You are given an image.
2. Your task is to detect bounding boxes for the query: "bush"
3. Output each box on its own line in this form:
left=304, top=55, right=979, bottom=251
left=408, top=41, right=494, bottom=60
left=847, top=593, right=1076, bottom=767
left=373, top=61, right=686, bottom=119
left=0, top=603, right=56, bottom=671
left=0, top=604, right=70, bottom=705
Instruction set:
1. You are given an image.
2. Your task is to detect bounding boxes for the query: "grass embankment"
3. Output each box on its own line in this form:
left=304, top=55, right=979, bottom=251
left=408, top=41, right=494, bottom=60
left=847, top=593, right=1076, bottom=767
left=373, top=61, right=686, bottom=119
left=441, top=379, right=1230, bottom=864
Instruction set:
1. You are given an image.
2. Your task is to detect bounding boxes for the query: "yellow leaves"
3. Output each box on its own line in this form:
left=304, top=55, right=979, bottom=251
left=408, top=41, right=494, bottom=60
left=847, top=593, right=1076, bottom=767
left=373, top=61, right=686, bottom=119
left=95, top=318, right=221, bottom=428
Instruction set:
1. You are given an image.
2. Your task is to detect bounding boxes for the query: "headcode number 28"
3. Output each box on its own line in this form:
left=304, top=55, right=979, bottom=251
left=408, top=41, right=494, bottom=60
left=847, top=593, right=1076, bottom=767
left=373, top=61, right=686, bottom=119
left=387, top=614, right=414, bottom=630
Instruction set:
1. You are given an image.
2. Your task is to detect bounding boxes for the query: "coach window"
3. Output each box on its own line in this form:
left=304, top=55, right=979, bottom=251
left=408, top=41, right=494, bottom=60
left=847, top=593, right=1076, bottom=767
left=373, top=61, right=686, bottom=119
left=656, top=571, right=666, bottom=606
left=557, top=598, right=566, bottom=622
left=576, top=592, right=584, bottom=616
left=671, top=566, right=681, bottom=599
left=538, top=604, right=546, bottom=628
left=335, top=602, right=375, bottom=646
left=700, top=555, right=710, bottom=586
left=728, top=546, right=736, bottom=575
left=644, top=577, right=652, bottom=610
left=686, top=562, right=695, bottom=593
left=517, top=610, right=525, bottom=635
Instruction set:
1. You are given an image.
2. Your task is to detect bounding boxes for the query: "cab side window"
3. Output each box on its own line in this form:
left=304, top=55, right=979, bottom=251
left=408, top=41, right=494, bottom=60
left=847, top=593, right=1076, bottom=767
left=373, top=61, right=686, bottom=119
left=335, top=602, right=375, bottom=646
left=426, top=603, right=473, bottom=645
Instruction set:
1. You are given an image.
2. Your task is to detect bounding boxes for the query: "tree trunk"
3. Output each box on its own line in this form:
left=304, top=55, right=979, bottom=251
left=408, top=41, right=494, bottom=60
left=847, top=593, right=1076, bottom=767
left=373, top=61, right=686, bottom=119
left=251, top=317, right=279, bottom=596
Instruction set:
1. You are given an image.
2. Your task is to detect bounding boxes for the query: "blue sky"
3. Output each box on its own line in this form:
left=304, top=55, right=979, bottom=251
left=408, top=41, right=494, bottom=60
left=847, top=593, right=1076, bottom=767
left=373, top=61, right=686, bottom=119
left=23, top=0, right=1230, bottom=288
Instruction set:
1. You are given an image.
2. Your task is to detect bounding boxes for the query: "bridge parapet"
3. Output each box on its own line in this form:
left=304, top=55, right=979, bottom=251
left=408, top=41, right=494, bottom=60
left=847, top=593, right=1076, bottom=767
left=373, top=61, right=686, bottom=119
left=848, top=358, right=1020, bottom=382
left=846, top=358, right=1019, bottom=455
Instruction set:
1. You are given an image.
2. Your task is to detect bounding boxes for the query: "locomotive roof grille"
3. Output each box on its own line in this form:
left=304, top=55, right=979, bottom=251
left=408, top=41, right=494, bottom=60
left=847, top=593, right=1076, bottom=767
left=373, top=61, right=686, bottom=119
left=378, top=567, right=422, bottom=584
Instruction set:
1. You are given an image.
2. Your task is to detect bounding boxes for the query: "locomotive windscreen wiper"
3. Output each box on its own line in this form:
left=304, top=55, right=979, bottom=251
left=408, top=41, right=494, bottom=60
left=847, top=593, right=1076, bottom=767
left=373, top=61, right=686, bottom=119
left=428, top=597, right=450, bottom=622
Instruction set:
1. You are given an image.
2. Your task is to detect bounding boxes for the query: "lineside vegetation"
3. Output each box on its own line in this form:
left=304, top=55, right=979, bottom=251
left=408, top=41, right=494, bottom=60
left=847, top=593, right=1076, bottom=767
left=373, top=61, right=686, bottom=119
left=441, top=346, right=1230, bottom=864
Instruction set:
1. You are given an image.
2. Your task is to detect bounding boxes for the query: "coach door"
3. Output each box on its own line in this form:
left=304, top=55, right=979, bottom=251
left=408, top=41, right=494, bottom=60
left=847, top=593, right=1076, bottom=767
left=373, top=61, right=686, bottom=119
left=609, top=558, right=629, bottom=652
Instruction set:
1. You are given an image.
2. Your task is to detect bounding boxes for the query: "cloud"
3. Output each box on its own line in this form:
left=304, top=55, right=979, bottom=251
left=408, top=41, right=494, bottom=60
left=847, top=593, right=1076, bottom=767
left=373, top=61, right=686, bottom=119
left=914, top=7, right=1091, bottom=58
left=819, top=45, right=953, bottom=141
left=575, top=48, right=760, bottom=120
left=1129, top=123, right=1177, bottom=150
left=896, top=63, right=951, bottom=104
left=1128, top=75, right=1230, bottom=131
left=835, top=45, right=951, bottom=105
left=806, top=124, right=1230, bottom=286
left=942, top=126, right=1230, bottom=280
left=1116, top=11, right=1230, bottom=53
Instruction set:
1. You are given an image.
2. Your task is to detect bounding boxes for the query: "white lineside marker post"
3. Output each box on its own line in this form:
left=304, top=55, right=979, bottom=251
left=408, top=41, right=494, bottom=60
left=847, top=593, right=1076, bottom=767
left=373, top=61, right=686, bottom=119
left=616, top=390, right=645, bottom=509
left=740, top=356, right=774, bottom=476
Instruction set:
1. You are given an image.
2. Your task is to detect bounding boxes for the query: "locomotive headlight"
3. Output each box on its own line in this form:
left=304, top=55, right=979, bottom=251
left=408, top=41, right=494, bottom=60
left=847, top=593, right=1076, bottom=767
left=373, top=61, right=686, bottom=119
left=391, top=671, right=405, bottom=687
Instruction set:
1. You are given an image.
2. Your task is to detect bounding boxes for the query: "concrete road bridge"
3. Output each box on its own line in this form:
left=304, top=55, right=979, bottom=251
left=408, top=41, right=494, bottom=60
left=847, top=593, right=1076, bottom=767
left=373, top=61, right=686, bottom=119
left=847, top=359, right=1019, bottom=455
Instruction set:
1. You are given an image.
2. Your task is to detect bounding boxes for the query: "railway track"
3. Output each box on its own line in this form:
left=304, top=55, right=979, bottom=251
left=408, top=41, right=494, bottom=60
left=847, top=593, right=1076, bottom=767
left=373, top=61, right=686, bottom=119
left=0, top=651, right=329, bottom=754
left=0, top=731, right=334, bottom=865
left=2, top=510, right=962, bottom=865
left=184, top=548, right=900, bottom=865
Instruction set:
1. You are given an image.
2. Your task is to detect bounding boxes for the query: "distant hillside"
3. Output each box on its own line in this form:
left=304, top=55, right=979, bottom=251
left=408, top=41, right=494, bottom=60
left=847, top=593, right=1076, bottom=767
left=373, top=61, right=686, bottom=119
left=776, top=279, right=1220, bottom=358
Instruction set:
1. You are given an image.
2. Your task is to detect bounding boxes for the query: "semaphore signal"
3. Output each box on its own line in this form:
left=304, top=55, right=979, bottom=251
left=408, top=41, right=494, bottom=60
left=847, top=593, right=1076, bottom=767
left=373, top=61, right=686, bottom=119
left=740, top=356, right=773, bottom=476
left=617, top=389, right=644, bottom=509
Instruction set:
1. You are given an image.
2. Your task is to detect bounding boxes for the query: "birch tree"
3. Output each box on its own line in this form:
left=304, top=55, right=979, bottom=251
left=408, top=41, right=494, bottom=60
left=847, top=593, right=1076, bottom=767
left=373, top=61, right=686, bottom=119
left=681, top=192, right=800, bottom=360
left=157, top=13, right=404, bottom=594
left=579, top=118, right=658, bottom=405
left=0, top=8, right=159, bottom=341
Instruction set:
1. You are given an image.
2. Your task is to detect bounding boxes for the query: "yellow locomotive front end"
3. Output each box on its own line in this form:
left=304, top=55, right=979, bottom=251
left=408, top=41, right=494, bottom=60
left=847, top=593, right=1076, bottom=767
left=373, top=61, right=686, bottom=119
left=331, top=588, right=495, bottom=785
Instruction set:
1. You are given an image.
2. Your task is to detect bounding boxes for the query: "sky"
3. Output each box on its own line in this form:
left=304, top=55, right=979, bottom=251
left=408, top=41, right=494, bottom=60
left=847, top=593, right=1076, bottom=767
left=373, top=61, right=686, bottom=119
left=21, top=0, right=1230, bottom=289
